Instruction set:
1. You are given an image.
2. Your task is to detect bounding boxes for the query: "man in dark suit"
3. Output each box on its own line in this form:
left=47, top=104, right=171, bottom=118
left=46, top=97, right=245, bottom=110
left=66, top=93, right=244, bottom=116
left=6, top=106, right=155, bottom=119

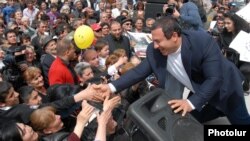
left=95, top=16, right=250, bottom=124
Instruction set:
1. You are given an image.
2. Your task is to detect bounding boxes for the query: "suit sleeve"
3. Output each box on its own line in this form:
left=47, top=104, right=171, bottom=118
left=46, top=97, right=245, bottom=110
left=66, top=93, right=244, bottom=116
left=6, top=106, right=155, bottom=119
left=112, top=58, right=153, bottom=92
left=188, top=38, right=223, bottom=111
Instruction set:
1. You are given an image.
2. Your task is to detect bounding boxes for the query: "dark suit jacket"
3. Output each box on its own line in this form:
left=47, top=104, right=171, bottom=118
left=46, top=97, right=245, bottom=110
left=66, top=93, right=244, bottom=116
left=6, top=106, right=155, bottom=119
left=112, top=30, right=245, bottom=113
left=41, top=53, right=56, bottom=88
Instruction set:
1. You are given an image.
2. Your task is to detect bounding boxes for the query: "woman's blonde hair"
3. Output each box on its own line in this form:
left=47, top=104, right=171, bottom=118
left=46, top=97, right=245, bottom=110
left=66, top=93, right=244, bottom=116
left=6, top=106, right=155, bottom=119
left=30, top=106, right=56, bottom=133
left=23, top=67, right=42, bottom=83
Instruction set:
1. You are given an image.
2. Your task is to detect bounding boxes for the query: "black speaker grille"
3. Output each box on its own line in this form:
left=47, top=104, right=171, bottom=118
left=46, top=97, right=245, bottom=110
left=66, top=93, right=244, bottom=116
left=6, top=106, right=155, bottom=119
left=172, top=118, right=203, bottom=141
left=158, top=117, right=167, bottom=131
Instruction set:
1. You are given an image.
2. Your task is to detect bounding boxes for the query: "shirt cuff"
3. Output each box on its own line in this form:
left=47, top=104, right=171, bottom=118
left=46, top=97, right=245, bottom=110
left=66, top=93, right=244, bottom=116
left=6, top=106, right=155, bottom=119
left=108, top=83, right=117, bottom=93
left=187, top=99, right=195, bottom=110
left=107, top=65, right=117, bottom=76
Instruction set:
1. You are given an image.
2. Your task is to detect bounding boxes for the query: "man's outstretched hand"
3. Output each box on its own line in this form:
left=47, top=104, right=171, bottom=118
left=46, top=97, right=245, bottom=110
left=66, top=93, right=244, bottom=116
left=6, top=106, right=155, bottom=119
left=168, top=99, right=193, bottom=116
left=92, top=84, right=112, bottom=99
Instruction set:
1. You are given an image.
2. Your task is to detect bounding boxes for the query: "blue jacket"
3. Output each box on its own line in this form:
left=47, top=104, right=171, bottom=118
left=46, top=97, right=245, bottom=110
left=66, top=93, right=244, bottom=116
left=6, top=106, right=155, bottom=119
left=2, top=6, right=15, bottom=24
left=179, top=2, right=204, bottom=30
left=112, top=30, right=244, bottom=113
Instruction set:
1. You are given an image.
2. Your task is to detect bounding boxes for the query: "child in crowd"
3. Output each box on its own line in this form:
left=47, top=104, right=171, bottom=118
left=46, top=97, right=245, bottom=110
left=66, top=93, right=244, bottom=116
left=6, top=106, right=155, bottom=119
left=95, top=39, right=110, bottom=71
left=105, top=49, right=128, bottom=82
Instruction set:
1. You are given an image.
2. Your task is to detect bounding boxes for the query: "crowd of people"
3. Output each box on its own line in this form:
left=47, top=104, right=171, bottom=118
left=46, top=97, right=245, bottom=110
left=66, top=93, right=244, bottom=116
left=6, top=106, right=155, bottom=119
left=0, top=0, right=250, bottom=140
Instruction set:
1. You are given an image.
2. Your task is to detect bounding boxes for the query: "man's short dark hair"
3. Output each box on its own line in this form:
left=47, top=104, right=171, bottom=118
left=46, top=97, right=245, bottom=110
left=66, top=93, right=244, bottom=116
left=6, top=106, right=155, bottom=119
left=4, top=29, right=17, bottom=38
left=151, top=16, right=182, bottom=39
left=0, top=81, right=12, bottom=103
left=17, top=86, right=34, bottom=104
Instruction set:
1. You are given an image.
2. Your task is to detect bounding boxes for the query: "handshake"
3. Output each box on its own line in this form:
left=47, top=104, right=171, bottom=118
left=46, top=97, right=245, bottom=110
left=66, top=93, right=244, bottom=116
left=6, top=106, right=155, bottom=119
left=76, top=83, right=114, bottom=102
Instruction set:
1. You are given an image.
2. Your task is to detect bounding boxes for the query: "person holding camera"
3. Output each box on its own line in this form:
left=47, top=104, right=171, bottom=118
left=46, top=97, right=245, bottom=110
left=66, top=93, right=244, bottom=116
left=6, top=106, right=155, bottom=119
left=1, top=29, right=27, bottom=89
left=163, top=0, right=204, bottom=30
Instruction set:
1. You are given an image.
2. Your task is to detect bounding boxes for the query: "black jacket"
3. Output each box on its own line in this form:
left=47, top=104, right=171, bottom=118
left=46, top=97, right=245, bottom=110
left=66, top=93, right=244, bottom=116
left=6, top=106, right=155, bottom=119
left=104, top=34, right=132, bottom=58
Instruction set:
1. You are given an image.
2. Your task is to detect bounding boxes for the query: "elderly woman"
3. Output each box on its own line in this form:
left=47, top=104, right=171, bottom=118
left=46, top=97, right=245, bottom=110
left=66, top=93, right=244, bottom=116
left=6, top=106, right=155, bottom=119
left=74, top=62, right=94, bottom=87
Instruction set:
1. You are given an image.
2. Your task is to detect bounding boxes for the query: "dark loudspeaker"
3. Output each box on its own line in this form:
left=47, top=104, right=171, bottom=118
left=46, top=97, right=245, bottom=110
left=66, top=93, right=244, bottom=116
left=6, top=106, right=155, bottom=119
left=145, top=3, right=164, bottom=20
left=127, top=88, right=204, bottom=141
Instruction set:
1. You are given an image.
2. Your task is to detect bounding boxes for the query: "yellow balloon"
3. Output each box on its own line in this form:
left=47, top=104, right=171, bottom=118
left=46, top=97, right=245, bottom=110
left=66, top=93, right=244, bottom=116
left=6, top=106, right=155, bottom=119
left=74, top=25, right=94, bottom=49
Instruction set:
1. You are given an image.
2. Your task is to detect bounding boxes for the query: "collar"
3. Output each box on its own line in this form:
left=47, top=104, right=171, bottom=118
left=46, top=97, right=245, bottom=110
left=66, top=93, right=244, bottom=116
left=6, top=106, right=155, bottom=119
left=111, top=34, right=123, bottom=41
left=58, top=57, right=69, bottom=66
left=171, top=44, right=182, bottom=55
left=0, top=106, right=12, bottom=111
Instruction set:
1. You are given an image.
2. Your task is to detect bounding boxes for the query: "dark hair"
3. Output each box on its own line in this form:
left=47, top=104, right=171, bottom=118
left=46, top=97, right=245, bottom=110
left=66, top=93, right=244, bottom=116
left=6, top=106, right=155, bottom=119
left=223, top=12, right=250, bottom=34
left=40, top=14, right=50, bottom=21
left=136, top=1, right=144, bottom=10
left=47, top=84, right=81, bottom=102
left=95, top=39, right=108, bottom=52
left=17, top=86, right=34, bottom=104
left=20, top=33, right=31, bottom=43
left=50, top=3, right=58, bottom=9
left=47, top=84, right=81, bottom=118
left=100, top=22, right=110, bottom=28
left=0, top=22, right=5, bottom=28
left=4, top=29, right=17, bottom=39
left=55, top=24, right=65, bottom=36
left=151, top=16, right=182, bottom=39
left=0, top=81, right=12, bottom=103
left=0, top=118, right=22, bottom=141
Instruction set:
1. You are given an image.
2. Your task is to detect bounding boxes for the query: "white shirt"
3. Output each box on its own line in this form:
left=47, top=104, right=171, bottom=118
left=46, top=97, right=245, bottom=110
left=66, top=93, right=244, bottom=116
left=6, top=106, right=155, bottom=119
left=167, top=45, right=194, bottom=93
left=167, top=45, right=195, bottom=109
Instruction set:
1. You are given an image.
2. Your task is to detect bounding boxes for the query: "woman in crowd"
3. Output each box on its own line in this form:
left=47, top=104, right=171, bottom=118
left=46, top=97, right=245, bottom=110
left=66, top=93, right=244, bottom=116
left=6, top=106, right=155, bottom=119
left=218, top=12, right=250, bottom=93
left=74, top=62, right=94, bottom=87
left=23, top=67, right=48, bottom=103
left=0, top=119, right=39, bottom=141
left=218, top=12, right=250, bottom=49
left=100, top=22, right=110, bottom=37
left=30, top=97, right=118, bottom=141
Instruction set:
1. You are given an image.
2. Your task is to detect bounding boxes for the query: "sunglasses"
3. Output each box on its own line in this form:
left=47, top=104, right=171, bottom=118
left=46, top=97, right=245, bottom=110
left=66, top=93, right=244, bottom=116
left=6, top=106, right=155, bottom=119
left=95, top=29, right=102, bottom=32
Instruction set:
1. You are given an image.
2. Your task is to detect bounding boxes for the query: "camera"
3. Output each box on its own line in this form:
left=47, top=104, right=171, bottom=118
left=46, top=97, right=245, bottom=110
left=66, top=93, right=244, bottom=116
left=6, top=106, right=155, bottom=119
left=165, top=3, right=176, bottom=15
left=4, top=45, right=26, bottom=65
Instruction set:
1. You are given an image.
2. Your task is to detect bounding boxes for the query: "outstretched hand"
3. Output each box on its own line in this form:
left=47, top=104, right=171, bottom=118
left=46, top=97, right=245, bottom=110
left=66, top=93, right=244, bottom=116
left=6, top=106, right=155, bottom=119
left=77, top=100, right=95, bottom=124
left=82, top=84, right=105, bottom=102
left=168, top=99, right=193, bottom=116
left=92, top=84, right=112, bottom=99
left=103, top=95, right=121, bottom=111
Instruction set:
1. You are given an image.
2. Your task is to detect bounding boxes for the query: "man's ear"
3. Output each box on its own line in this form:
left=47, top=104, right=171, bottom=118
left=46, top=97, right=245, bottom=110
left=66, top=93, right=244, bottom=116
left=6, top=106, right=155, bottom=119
left=64, top=49, right=70, bottom=56
left=78, top=74, right=84, bottom=82
left=0, top=102, right=6, bottom=108
left=172, top=32, right=179, bottom=41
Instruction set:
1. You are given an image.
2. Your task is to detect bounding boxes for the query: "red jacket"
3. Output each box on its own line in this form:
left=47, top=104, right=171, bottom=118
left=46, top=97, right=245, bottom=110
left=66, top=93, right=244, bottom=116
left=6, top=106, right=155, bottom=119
left=48, top=57, right=78, bottom=86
